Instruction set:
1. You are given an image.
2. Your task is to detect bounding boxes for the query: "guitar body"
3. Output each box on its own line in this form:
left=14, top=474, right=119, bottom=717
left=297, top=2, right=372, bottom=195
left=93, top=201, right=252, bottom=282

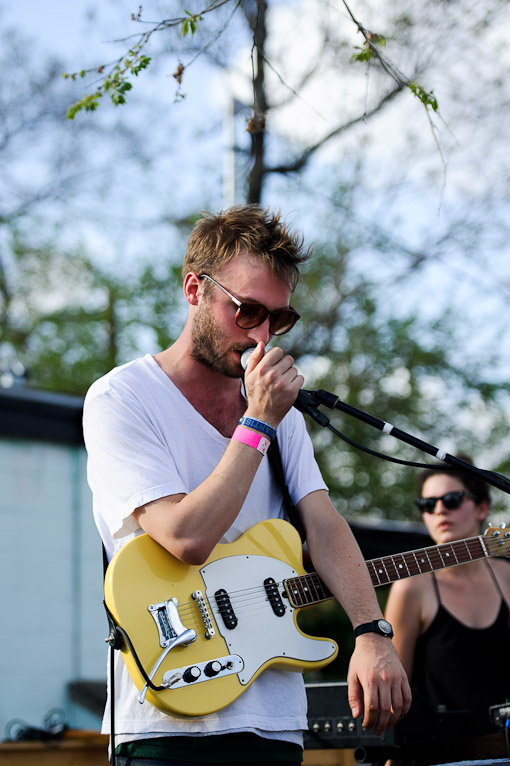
left=104, top=518, right=338, bottom=717
left=105, top=515, right=509, bottom=718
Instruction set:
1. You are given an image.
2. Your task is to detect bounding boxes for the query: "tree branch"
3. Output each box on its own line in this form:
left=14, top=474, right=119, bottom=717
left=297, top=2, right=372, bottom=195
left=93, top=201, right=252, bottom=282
left=266, top=83, right=404, bottom=176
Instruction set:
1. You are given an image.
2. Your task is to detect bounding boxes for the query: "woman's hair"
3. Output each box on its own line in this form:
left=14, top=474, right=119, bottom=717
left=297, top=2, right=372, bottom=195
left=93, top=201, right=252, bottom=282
left=416, top=454, right=491, bottom=506
left=182, top=205, right=312, bottom=291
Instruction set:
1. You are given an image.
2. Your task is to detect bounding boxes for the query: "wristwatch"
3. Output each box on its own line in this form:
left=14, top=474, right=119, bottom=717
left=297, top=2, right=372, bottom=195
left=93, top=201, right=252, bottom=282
left=354, top=619, right=394, bottom=639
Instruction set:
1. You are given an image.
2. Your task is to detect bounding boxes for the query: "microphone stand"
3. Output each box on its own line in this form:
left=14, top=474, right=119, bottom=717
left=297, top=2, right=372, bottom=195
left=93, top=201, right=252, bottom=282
left=295, top=389, right=510, bottom=496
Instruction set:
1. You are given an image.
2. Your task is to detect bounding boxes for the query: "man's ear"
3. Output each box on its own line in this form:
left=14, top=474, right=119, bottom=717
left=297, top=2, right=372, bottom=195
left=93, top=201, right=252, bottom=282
left=183, top=272, right=201, bottom=306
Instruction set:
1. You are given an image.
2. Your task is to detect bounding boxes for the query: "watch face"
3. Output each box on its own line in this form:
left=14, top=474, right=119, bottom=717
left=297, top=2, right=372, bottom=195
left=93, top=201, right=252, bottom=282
left=377, top=619, right=393, bottom=635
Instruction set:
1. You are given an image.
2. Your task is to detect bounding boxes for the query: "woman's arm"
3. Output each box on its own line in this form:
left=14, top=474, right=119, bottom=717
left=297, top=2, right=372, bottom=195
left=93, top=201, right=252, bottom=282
left=385, top=577, right=426, bottom=679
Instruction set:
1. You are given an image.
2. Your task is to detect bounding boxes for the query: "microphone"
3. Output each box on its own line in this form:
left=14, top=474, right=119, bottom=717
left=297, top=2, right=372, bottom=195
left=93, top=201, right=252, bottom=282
left=241, top=347, right=510, bottom=494
left=240, top=347, right=331, bottom=426
left=240, top=347, right=258, bottom=370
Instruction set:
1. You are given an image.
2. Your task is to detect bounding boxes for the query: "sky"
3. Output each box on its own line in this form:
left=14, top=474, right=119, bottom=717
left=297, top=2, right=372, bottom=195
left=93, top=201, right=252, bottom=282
left=5, top=0, right=96, bottom=57
left=4, top=0, right=510, bottom=380
left=5, top=0, right=136, bottom=56
left=3, top=0, right=510, bottom=516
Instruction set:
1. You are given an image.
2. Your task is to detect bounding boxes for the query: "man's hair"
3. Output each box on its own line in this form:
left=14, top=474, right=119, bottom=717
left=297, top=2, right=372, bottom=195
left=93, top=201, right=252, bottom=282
left=416, top=454, right=491, bottom=506
left=182, top=204, right=312, bottom=290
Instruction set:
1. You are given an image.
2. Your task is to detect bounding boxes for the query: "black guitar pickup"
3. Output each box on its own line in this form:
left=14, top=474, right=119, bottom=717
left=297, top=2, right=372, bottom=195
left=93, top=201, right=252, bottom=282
left=264, top=577, right=286, bottom=616
left=214, top=588, right=238, bottom=629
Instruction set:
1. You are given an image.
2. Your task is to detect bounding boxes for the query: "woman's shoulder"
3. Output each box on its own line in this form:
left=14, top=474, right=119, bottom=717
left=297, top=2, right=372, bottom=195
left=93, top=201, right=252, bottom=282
left=491, top=557, right=510, bottom=587
left=390, top=569, right=435, bottom=599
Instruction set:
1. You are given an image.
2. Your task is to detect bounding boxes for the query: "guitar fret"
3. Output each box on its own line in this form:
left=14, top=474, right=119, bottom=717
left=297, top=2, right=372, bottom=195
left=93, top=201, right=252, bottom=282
left=452, top=540, right=471, bottom=563
left=292, top=577, right=307, bottom=606
left=404, top=550, right=425, bottom=576
left=287, top=577, right=299, bottom=605
left=385, top=556, right=401, bottom=582
left=466, top=539, right=484, bottom=559
left=312, top=576, right=321, bottom=601
left=309, top=573, right=331, bottom=602
left=437, top=544, right=454, bottom=568
left=428, top=546, right=447, bottom=569
left=367, top=561, right=382, bottom=586
left=397, top=553, right=411, bottom=578
left=414, top=549, right=433, bottom=574
left=303, top=574, right=315, bottom=604
left=286, top=573, right=331, bottom=607
left=381, top=557, right=391, bottom=581
left=287, top=532, right=496, bottom=609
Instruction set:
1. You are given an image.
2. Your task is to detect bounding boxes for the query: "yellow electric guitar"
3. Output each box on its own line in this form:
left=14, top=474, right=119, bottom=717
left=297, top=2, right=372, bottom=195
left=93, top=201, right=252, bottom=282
left=104, top=518, right=510, bottom=718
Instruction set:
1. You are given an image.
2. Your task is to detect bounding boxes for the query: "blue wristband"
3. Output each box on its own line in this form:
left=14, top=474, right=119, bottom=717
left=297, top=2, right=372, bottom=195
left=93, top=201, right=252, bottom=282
left=238, top=416, right=277, bottom=441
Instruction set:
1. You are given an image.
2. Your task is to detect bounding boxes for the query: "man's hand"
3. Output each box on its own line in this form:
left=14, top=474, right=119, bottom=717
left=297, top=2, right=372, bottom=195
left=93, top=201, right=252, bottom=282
left=243, top=342, right=303, bottom=427
left=347, top=633, right=412, bottom=735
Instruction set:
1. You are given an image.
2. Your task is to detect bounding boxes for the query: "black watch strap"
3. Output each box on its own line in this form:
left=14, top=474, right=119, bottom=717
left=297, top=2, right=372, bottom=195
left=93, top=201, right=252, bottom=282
left=354, top=619, right=394, bottom=638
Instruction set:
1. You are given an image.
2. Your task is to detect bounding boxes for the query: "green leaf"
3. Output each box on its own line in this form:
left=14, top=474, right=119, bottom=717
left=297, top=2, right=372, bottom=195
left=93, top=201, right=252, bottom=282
left=350, top=45, right=373, bottom=63
left=409, top=81, right=439, bottom=112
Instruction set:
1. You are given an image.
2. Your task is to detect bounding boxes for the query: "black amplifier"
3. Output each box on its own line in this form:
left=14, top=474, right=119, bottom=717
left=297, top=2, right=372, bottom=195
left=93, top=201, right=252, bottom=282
left=304, top=682, right=471, bottom=761
left=305, top=682, right=396, bottom=754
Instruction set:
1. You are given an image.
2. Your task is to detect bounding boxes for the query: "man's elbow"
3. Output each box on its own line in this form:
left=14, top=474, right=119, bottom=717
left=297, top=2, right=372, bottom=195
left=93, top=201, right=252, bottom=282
left=169, top=536, right=213, bottom=566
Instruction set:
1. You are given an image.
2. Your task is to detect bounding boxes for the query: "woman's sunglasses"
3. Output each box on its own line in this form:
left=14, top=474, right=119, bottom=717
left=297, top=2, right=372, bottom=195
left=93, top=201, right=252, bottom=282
left=199, top=274, right=300, bottom=336
left=415, top=490, right=474, bottom=514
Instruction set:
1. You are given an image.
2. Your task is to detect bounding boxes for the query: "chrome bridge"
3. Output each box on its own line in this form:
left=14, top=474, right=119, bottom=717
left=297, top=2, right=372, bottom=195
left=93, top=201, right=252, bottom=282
left=138, top=597, right=197, bottom=704
left=149, top=597, right=193, bottom=648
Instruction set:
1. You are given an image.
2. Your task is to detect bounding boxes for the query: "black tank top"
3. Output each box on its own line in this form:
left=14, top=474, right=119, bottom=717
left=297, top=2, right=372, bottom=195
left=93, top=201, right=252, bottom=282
left=412, top=567, right=510, bottom=737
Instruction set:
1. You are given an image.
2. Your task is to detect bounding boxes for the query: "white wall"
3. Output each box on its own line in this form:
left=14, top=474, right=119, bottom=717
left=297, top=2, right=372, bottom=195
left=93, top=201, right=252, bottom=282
left=0, top=437, right=106, bottom=735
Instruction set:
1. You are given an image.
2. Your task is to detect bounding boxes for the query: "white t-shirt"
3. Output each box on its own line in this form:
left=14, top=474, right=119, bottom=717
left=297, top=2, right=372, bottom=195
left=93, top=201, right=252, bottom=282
left=83, top=354, right=328, bottom=744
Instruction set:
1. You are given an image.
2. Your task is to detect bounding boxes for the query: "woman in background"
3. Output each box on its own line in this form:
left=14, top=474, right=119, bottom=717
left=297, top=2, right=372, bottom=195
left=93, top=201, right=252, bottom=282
left=385, top=459, right=510, bottom=764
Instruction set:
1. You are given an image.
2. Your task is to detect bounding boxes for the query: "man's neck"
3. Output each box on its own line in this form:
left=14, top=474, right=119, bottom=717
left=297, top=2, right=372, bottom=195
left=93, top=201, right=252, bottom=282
left=153, top=342, right=245, bottom=437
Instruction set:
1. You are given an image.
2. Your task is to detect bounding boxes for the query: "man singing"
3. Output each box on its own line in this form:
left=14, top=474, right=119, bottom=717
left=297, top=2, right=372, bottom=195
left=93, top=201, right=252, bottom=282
left=83, top=204, right=411, bottom=766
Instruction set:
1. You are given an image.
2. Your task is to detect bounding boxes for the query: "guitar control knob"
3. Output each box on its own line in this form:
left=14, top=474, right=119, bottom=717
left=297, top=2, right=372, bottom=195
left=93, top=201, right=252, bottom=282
left=204, top=661, right=222, bottom=677
left=182, top=666, right=201, bottom=683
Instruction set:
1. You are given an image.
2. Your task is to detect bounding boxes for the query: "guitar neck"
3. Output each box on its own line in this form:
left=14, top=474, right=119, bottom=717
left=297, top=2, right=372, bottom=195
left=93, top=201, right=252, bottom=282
left=284, top=533, right=489, bottom=608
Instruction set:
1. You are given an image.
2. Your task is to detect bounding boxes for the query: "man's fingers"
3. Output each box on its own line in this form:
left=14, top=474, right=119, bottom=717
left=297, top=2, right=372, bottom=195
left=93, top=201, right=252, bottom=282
left=364, top=678, right=412, bottom=735
left=347, top=671, right=362, bottom=719
left=244, top=341, right=266, bottom=371
left=362, top=685, right=391, bottom=734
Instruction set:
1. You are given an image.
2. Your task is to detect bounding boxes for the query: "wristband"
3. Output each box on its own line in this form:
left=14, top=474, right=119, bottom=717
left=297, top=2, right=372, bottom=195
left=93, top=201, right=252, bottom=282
left=238, top=416, right=277, bottom=441
left=232, top=425, right=271, bottom=455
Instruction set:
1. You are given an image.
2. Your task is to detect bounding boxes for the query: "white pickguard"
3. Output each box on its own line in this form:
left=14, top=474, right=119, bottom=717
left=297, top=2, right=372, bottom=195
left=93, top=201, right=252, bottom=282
left=201, top=554, right=336, bottom=685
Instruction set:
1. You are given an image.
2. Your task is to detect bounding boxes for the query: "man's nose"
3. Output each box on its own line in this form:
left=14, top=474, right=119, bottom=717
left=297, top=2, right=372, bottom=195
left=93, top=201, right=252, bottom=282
left=247, top=318, right=271, bottom=346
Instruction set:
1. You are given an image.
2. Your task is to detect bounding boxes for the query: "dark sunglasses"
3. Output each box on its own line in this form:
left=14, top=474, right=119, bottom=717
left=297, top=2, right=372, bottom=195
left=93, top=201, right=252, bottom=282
left=199, top=274, right=300, bottom=336
left=415, top=490, right=474, bottom=514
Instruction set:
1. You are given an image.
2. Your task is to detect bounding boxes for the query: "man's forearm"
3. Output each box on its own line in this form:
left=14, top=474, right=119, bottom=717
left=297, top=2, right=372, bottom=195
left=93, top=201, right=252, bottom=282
left=298, top=491, right=383, bottom=627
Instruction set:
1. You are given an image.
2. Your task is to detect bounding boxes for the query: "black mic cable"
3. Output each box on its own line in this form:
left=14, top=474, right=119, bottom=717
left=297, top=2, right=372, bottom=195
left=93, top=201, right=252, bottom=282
left=241, top=348, right=510, bottom=495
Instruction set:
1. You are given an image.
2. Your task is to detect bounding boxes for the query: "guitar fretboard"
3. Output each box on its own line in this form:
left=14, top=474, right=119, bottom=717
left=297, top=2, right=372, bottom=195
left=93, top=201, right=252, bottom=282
left=366, top=537, right=485, bottom=586
left=285, top=572, right=332, bottom=607
left=284, top=534, right=489, bottom=608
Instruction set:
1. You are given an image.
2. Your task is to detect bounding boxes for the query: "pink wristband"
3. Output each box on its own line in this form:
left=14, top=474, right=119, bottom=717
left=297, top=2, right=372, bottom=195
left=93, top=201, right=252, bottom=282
left=232, top=425, right=270, bottom=455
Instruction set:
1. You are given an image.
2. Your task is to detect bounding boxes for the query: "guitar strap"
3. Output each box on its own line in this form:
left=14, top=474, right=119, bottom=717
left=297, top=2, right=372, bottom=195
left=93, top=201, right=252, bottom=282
left=267, top=437, right=306, bottom=543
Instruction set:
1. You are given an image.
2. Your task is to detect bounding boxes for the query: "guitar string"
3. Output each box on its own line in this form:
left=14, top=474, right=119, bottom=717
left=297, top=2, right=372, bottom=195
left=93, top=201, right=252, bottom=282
left=156, top=534, right=507, bottom=627
left=176, top=537, right=496, bottom=615
left=176, top=538, right=501, bottom=615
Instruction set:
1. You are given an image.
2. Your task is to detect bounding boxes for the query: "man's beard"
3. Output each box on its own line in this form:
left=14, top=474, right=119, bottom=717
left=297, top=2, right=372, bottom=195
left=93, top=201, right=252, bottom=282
left=190, top=304, right=244, bottom=379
